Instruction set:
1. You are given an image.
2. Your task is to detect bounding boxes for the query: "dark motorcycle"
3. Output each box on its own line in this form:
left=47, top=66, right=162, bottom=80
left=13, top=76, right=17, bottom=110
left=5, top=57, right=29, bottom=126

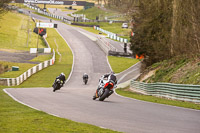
left=93, top=77, right=114, bottom=101
left=52, top=79, right=63, bottom=92
left=83, top=74, right=88, bottom=85
left=83, top=78, right=88, bottom=85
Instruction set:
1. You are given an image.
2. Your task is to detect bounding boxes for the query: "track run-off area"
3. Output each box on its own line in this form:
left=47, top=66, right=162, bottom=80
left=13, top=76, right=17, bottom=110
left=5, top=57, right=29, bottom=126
left=4, top=10, right=200, bottom=133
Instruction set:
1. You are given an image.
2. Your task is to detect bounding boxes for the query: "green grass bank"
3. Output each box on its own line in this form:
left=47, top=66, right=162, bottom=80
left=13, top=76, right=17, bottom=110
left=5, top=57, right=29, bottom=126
left=108, top=56, right=139, bottom=73
left=116, top=87, right=200, bottom=110
left=0, top=12, right=45, bottom=51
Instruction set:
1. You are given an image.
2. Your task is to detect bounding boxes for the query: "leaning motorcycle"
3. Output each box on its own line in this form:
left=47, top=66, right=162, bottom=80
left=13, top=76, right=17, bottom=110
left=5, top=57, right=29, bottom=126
left=52, top=78, right=63, bottom=92
left=93, top=76, right=115, bottom=101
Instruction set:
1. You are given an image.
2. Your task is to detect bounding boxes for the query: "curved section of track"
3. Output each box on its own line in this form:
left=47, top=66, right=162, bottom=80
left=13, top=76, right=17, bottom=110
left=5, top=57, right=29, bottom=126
left=5, top=12, right=200, bottom=133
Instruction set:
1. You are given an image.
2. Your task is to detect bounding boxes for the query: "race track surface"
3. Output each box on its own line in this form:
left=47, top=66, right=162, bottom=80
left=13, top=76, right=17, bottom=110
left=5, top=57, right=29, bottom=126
left=4, top=10, right=200, bottom=133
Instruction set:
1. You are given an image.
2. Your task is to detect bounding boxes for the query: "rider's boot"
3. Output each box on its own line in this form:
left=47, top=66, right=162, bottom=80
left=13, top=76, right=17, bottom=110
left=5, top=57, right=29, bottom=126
left=93, top=90, right=99, bottom=100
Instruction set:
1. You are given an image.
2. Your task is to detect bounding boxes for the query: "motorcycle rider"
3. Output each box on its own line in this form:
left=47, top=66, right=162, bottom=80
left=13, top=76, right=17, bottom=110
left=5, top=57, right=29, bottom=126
left=93, top=71, right=117, bottom=99
left=54, top=72, right=66, bottom=87
left=83, top=73, right=89, bottom=82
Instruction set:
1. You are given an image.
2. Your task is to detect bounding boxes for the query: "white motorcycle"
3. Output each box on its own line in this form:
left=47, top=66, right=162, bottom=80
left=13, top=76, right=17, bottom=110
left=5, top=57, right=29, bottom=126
left=93, top=76, right=116, bottom=101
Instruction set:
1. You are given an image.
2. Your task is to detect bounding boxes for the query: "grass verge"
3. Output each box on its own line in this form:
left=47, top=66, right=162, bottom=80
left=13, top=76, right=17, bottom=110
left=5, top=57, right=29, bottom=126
left=116, top=87, right=200, bottom=110
left=16, top=28, right=73, bottom=87
left=0, top=61, right=35, bottom=78
left=108, top=56, right=139, bottom=73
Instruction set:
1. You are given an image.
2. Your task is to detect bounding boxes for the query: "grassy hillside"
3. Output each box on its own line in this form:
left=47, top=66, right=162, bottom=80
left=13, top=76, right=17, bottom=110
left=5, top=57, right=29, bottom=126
left=0, top=12, right=46, bottom=51
left=139, top=56, right=200, bottom=85
left=74, top=7, right=117, bottom=20
left=0, top=11, right=50, bottom=78
left=108, top=56, right=139, bottom=73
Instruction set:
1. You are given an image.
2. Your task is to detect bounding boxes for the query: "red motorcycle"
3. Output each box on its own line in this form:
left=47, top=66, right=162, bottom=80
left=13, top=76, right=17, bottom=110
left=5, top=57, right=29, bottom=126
left=93, top=76, right=115, bottom=101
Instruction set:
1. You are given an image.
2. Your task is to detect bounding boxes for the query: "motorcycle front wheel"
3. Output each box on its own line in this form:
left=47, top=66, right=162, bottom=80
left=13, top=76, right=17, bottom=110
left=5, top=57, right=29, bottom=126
left=99, top=89, right=110, bottom=101
left=53, top=83, right=60, bottom=92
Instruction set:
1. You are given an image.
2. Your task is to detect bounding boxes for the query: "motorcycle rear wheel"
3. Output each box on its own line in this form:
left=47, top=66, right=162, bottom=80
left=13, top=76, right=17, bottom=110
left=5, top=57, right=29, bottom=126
left=84, top=79, right=88, bottom=85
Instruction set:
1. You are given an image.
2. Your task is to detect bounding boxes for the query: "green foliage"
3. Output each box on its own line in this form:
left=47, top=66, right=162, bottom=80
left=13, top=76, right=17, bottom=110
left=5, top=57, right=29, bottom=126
left=116, top=87, right=200, bottom=110
left=130, top=0, right=200, bottom=66
left=130, top=0, right=172, bottom=66
left=108, top=56, right=139, bottom=73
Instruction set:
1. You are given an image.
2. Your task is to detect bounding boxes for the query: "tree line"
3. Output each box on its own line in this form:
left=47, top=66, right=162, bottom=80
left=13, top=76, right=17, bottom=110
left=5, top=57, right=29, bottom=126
left=102, top=0, right=200, bottom=66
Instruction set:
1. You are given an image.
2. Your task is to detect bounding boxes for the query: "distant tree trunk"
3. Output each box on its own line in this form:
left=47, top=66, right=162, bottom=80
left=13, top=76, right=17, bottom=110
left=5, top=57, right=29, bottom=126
left=170, top=0, right=178, bottom=56
left=104, top=0, right=107, bottom=5
left=190, top=0, right=200, bottom=53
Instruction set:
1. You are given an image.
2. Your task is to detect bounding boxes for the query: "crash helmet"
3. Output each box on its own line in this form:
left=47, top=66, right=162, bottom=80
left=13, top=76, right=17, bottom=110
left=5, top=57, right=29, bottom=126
left=61, top=72, right=65, bottom=76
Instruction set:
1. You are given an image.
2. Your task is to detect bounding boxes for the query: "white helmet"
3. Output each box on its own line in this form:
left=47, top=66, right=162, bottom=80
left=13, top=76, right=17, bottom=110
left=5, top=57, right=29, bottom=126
left=61, top=72, right=65, bottom=76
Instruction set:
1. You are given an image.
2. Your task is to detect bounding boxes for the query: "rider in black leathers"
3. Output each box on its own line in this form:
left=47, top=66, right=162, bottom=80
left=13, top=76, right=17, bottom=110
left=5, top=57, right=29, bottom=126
left=83, top=73, right=89, bottom=81
left=54, top=73, right=66, bottom=87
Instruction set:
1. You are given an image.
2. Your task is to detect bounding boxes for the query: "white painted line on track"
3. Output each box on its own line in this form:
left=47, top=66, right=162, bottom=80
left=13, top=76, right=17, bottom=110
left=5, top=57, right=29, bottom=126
left=117, top=68, right=140, bottom=83
left=3, top=89, right=40, bottom=111
left=3, top=89, right=67, bottom=118
left=115, top=61, right=141, bottom=76
left=106, top=56, right=113, bottom=72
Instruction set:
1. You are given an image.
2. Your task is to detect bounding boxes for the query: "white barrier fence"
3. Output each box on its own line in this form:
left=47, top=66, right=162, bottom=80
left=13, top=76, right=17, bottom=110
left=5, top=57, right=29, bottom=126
left=94, top=26, right=128, bottom=43
left=0, top=49, right=55, bottom=86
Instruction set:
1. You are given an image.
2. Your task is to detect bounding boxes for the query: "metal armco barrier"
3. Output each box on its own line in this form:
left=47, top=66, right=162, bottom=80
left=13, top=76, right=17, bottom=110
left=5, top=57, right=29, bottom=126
left=96, top=37, right=117, bottom=55
left=130, top=80, right=200, bottom=103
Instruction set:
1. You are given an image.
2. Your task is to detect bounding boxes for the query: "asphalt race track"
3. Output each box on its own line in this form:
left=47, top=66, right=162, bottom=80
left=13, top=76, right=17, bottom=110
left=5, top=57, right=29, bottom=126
left=4, top=10, right=200, bottom=133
